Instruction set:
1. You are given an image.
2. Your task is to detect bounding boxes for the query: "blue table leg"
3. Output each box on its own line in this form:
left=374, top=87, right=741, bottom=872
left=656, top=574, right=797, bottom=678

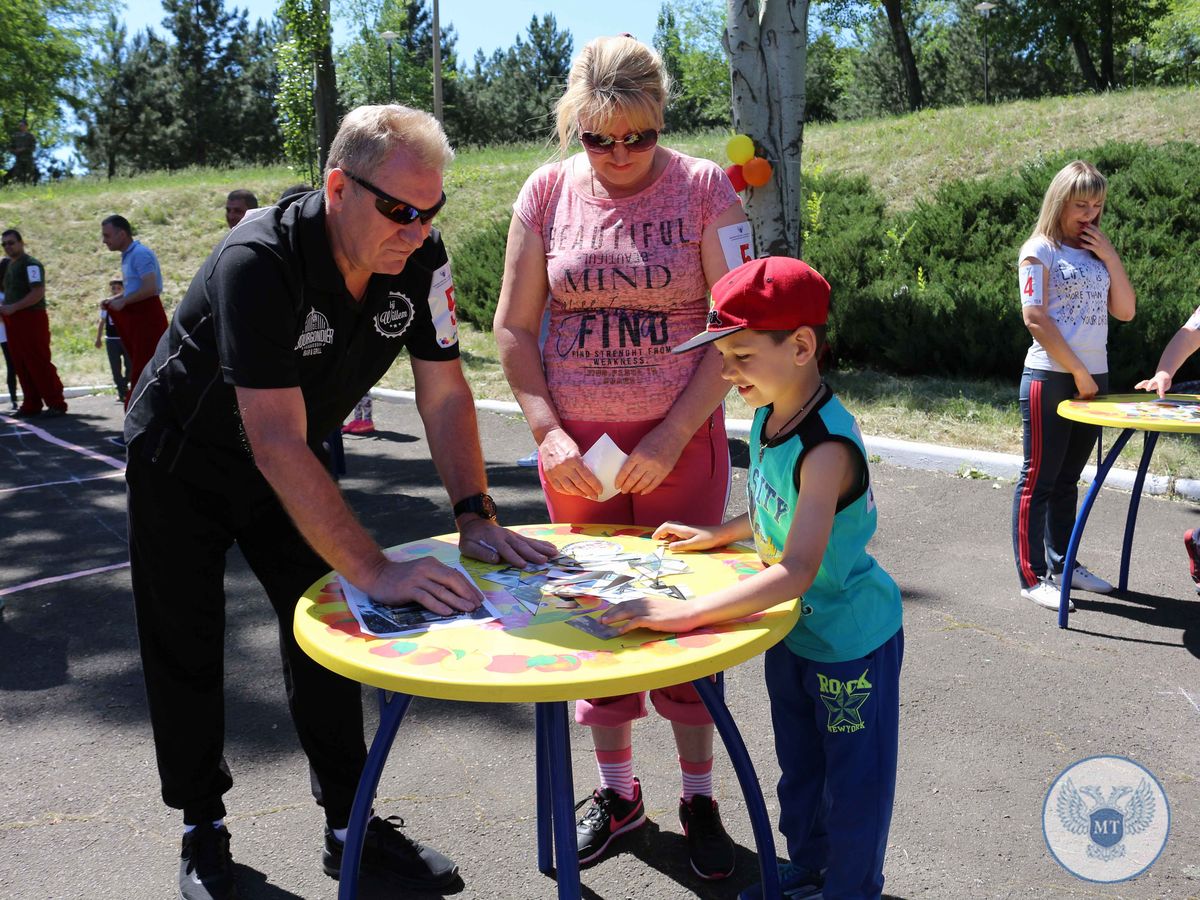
left=1119, top=431, right=1158, bottom=592
left=692, top=675, right=781, bottom=900
left=541, top=701, right=581, bottom=900
left=338, top=690, right=414, bottom=900
left=1059, top=428, right=1133, bottom=629
left=535, top=703, right=554, bottom=874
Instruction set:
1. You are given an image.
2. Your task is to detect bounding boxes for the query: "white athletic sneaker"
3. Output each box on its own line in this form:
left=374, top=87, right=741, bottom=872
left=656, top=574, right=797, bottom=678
left=1054, top=563, right=1113, bottom=594
left=1021, top=579, right=1074, bottom=613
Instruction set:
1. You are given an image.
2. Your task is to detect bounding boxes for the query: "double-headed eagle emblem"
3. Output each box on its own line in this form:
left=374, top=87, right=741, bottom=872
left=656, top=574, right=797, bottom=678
left=1056, top=777, right=1157, bottom=861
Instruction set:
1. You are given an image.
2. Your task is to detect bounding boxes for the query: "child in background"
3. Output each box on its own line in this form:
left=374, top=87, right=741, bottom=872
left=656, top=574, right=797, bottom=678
left=603, top=257, right=904, bottom=900
left=95, top=278, right=132, bottom=403
left=1011, top=160, right=1136, bottom=612
left=1135, top=310, right=1200, bottom=590
left=342, top=395, right=374, bottom=435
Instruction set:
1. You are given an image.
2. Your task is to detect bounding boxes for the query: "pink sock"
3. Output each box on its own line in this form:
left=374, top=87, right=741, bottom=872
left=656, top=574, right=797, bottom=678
left=680, top=756, right=714, bottom=802
left=596, top=747, right=636, bottom=800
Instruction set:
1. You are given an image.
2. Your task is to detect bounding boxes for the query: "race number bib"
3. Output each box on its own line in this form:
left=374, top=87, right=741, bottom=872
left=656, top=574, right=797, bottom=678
left=26, top=265, right=42, bottom=284
left=1019, top=263, right=1043, bottom=307
left=718, top=222, right=755, bottom=271
left=427, top=262, right=458, bottom=348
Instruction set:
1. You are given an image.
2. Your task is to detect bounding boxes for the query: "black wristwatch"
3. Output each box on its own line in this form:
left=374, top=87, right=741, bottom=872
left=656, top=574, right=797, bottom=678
left=453, top=492, right=497, bottom=521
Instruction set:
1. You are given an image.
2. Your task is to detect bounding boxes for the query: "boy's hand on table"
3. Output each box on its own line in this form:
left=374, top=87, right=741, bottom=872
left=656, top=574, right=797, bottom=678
left=1134, top=372, right=1172, bottom=399
left=652, top=521, right=724, bottom=552
left=601, top=597, right=697, bottom=635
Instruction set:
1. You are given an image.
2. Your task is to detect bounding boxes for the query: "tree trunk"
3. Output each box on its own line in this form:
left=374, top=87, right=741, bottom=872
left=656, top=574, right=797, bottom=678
left=1098, top=0, right=1115, bottom=88
left=313, top=0, right=338, bottom=174
left=882, top=0, right=923, bottom=111
left=725, top=0, right=808, bottom=259
left=1068, top=28, right=1103, bottom=90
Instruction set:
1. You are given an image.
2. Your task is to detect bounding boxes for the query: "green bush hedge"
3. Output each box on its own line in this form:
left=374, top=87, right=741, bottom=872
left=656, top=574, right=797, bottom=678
left=445, top=144, right=1200, bottom=393
left=448, top=213, right=511, bottom=330
left=828, top=142, right=1200, bottom=389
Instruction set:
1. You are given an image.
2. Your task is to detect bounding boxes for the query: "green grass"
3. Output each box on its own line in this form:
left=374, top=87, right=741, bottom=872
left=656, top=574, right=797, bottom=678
left=3, top=86, right=1199, bottom=476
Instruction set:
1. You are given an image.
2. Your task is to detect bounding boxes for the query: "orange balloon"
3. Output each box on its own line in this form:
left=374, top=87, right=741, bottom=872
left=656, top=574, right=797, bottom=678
left=742, top=156, right=772, bottom=187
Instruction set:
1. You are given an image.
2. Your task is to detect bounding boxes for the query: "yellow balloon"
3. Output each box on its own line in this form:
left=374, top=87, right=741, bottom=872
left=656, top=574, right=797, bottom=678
left=726, top=134, right=755, bottom=166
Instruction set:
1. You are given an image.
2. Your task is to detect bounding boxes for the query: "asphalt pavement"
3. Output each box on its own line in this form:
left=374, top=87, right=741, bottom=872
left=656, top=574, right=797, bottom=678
left=2, top=394, right=1199, bottom=900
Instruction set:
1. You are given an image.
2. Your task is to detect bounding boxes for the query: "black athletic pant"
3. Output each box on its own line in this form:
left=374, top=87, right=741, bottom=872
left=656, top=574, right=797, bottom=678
left=1, top=339, right=16, bottom=408
left=126, top=440, right=368, bottom=827
left=104, top=337, right=131, bottom=402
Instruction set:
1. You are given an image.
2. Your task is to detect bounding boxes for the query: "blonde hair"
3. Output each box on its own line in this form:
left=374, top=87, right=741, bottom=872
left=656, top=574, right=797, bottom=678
left=554, top=35, right=671, bottom=155
left=1032, top=160, right=1107, bottom=247
left=324, top=105, right=454, bottom=184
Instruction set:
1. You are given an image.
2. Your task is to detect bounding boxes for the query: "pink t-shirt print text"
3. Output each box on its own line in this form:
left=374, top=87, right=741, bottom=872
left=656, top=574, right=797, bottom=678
left=514, top=150, right=739, bottom=423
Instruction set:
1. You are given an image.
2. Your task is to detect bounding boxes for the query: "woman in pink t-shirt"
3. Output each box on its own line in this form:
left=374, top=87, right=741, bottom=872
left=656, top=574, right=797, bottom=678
left=494, top=35, right=748, bottom=880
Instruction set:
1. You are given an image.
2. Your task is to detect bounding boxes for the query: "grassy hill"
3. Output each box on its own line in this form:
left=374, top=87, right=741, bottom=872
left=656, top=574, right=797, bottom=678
left=2, top=86, right=1198, bottom=472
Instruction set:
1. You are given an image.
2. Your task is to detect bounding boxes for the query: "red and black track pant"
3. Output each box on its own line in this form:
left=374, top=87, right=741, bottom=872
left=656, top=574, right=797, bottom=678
left=1011, top=368, right=1107, bottom=589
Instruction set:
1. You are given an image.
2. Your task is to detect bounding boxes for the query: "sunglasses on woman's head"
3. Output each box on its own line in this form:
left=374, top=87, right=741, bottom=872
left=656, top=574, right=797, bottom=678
left=579, top=128, right=660, bottom=154
left=343, top=170, right=446, bottom=225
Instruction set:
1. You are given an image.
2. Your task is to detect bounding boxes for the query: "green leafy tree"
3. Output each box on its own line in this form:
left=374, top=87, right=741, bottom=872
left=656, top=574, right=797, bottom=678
left=453, top=14, right=572, bottom=146
left=276, top=0, right=332, bottom=183
left=655, top=0, right=730, bottom=130
left=1145, top=0, right=1200, bottom=83
left=335, top=0, right=460, bottom=114
left=0, top=0, right=103, bottom=178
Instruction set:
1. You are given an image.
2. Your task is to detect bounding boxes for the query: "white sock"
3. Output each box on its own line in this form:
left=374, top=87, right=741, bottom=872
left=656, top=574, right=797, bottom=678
left=332, top=826, right=349, bottom=843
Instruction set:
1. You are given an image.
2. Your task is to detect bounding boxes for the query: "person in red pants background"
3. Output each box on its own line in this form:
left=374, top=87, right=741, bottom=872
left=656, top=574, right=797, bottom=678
left=101, top=214, right=168, bottom=408
left=1, top=229, right=67, bottom=417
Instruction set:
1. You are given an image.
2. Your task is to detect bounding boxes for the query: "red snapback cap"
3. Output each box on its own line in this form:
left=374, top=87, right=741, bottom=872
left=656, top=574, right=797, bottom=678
left=672, top=256, right=831, bottom=353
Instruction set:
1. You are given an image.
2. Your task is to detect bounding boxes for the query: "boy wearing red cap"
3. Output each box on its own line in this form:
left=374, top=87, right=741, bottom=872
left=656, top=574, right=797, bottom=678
left=603, top=256, right=903, bottom=900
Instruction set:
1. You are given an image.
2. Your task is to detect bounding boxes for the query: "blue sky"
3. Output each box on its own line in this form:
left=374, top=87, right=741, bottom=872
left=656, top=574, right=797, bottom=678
left=121, top=0, right=666, bottom=64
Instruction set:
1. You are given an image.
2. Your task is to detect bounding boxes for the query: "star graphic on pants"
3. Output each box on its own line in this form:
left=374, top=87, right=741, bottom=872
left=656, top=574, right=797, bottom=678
left=822, top=687, right=870, bottom=729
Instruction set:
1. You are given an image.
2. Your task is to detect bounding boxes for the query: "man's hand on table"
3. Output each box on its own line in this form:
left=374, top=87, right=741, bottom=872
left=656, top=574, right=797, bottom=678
left=458, top=517, right=557, bottom=568
left=361, top=557, right=484, bottom=616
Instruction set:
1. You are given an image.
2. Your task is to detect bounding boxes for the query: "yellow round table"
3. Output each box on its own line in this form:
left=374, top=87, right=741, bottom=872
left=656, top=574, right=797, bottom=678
left=294, top=523, right=800, bottom=899
left=1054, top=394, right=1200, bottom=628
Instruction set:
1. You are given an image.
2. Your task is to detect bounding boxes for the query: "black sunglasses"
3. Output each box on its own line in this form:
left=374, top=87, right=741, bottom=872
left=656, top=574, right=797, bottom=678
left=579, top=128, right=660, bottom=154
left=344, top=170, right=446, bottom=225
left=1, top=240, right=17, bottom=247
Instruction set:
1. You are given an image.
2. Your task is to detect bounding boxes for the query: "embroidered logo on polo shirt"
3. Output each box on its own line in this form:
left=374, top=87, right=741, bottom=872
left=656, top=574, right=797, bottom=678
left=375, top=291, right=415, bottom=339
left=295, top=307, right=334, bottom=356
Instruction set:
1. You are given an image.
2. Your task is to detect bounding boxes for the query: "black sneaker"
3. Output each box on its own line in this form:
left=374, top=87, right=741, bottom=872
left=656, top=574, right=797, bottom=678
left=322, top=815, right=458, bottom=890
left=679, top=794, right=736, bottom=880
left=178, top=824, right=237, bottom=900
left=575, top=778, right=647, bottom=865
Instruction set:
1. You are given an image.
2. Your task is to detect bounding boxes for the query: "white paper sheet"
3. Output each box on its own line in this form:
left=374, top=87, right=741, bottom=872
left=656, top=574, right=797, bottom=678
left=582, top=433, right=628, bottom=502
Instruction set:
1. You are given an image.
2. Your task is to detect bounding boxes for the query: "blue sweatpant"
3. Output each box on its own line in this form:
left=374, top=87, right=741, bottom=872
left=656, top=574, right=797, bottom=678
left=763, top=628, right=904, bottom=900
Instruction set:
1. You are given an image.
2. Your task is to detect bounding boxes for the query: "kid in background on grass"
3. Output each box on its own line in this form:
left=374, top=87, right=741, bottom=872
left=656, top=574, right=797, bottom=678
left=603, top=256, right=904, bottom=900
left=1011, top=160, right=1136, bottom=612
left=1134, top=309, right=1200, bottom=591
left=95, top=278, right=132, bottom=403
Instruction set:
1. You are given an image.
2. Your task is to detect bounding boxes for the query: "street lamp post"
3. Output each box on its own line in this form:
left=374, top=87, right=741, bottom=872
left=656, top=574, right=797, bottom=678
left=975, top=2, right=998, bottom=104
left=380, top=30, right=398, bottom=102
left=1129, top=41, right=1143, bottom=88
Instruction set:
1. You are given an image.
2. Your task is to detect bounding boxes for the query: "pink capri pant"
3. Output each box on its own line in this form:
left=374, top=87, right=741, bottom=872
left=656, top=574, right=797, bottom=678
left=539, top=408, right=732, bottom=728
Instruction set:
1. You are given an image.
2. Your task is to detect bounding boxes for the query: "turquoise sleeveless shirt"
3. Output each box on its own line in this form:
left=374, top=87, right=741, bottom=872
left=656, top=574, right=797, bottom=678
left=748, top=388, right=902, bottom=663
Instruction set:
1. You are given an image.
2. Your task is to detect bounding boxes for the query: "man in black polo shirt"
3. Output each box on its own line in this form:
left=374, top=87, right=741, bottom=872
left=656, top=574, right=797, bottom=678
left=125, top=105, right=556, bottom=900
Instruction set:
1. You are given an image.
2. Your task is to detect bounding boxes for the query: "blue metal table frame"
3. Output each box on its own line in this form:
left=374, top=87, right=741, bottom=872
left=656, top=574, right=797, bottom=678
left=336, top=672, right=783, bottom=900
left=1057, top=427, right=1157, bottom=628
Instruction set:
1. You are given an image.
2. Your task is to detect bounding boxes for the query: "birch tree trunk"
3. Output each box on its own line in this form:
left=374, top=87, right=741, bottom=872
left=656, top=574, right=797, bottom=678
left=725, top=0, right=809, bottom=258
